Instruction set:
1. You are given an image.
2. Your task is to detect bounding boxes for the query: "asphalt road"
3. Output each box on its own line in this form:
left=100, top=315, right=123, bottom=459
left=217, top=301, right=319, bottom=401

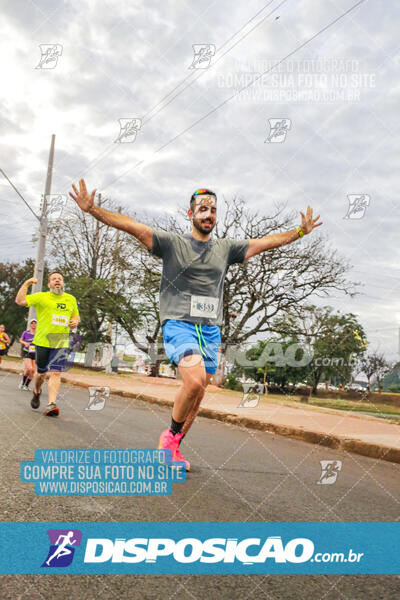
left=0, top=371, right=399, bottom=599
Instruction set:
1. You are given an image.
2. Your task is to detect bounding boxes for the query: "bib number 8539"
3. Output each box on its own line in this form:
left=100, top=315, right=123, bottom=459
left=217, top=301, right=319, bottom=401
left=190, top=295, right=218, bottom=319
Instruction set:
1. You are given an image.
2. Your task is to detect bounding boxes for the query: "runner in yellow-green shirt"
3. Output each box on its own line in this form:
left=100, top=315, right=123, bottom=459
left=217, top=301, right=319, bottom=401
left=15, top=272, right=80, bottom=416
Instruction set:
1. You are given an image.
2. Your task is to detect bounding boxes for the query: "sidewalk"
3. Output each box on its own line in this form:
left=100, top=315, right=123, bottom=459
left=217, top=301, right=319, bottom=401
left=3, top=359, right=400, bottom=463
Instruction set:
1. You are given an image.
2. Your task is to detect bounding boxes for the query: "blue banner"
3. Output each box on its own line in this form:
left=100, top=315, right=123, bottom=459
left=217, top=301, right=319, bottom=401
left=0, top=522, right=398, bottom=574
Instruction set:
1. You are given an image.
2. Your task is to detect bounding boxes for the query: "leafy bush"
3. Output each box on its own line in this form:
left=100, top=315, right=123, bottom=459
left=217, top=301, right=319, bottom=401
left=225, top=374, right=241, bottom=391
left=386, top=384, right=400, bottom=394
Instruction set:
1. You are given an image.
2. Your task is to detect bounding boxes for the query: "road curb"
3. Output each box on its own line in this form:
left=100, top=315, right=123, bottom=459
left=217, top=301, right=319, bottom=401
left=3, top=365, right=399, bottom=464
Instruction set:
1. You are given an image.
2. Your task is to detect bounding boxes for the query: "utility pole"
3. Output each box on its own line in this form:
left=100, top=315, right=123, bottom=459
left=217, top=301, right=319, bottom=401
left=105, top=207, right=121, bottom=373
left=84, top=192, right=102, bottom=368
left=28, top=134, right=55, bottom=322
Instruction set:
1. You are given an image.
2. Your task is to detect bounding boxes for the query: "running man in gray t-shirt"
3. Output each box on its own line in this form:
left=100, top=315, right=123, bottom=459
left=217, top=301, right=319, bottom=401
left=70, top=180, right=322, bottom=471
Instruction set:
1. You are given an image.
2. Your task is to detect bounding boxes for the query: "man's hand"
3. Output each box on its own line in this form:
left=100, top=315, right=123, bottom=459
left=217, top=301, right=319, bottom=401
left=299, top=206, right=322, bottom=234
left=68, top=317, right=80, bottom=329
left=15, top=277, right=38, bottom=306
left=69, top=179, right=96, bottom=213
left=245, top=206, right=323, bottom=259
left=69, top=180, right=154, bottom=250
left=26, top=277, right=38, bottom=286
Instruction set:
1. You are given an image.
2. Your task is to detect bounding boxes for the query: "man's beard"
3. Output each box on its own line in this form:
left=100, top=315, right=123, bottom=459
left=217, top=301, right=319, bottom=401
left=192, top=217, right=215, bottom=235
left=50, top=286, right=64, bottom=295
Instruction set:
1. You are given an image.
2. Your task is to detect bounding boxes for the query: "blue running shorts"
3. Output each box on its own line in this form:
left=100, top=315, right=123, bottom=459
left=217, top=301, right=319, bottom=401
left=162, top=320, right=221, bottom=375
left=35, top=346, right=71, bottom=374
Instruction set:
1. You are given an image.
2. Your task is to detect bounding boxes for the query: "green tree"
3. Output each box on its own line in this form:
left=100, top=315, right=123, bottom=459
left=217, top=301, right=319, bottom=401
left=273, top=306, right=367, bottom=393
left=230, top=338, right=310, bottom=392
left=0, top=259, right=36, bottom=345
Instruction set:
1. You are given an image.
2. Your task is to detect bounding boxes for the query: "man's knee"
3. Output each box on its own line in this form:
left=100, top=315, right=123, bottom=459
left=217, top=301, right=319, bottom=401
left=183, top=373, right=206, bottom=397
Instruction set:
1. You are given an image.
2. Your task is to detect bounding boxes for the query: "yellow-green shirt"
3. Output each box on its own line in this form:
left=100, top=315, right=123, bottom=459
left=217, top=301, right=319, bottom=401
left=26, top=291, right=79, bottom=348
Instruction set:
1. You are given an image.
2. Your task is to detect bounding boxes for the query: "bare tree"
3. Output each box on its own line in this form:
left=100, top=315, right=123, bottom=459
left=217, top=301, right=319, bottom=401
left=48, top=197, right=140, bottom=345
left=219, top=198, right=357, bottom=350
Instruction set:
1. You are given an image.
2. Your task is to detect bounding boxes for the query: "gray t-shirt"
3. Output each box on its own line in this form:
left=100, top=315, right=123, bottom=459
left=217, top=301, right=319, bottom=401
left=151, top=231, right=249, bottom=325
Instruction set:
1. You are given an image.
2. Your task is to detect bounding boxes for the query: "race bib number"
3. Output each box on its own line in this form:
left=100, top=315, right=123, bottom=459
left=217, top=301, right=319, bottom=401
left=190, top=295, right=218, bottom=319
left=52, top=314, right=69, bottom=327
left=28, top=345, right=35, bottom=353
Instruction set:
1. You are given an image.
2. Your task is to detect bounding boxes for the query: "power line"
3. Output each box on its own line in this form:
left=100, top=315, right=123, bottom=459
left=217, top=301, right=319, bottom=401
left=142, top=0, right=278, bottom=122
left=0, top=169, right=40, bottom=221
left=142, top=0, right=285, bottom=126
left=103, top=0, right=368, bottom=191
left=66, top=0, right=284, bottom=185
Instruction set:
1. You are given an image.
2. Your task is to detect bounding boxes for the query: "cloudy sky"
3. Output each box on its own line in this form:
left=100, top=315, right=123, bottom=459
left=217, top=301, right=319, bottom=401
left=0, top=0, right=399, bottom=358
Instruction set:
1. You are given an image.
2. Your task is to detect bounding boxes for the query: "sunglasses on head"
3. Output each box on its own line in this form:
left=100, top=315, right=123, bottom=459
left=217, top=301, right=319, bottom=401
left=191, top=189, right=217, bottom=201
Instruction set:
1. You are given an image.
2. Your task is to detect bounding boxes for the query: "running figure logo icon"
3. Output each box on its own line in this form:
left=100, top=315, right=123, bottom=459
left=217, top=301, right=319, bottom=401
left=114, top=118, right=142, bottom=143
left=344, top=194, right=370, bottom=219
left=237, top=383, right=264, bottom=408
left=41, top=529, right=82, bottom=567
left=317, top=460, right=342, bottom=485
left=36, top=44, right=63, bottom=69
left=86, top=386, right=110, bottom=410
left=265, top=119, right=292, bottom=143
left=45, top=194, right=67, bottom=221
left=189, top=44, right=216, bottom=69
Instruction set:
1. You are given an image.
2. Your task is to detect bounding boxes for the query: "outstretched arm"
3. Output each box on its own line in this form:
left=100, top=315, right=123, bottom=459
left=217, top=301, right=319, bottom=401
left=245, top=206, right=322, bottom=260
left=69, top=179, right=154, bottom=250
left=15, top=278, right=38, bottom=306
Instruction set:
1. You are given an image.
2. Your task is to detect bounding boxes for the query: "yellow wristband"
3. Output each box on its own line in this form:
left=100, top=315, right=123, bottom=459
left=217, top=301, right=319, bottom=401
left=296, top=226, right=304, bottom=238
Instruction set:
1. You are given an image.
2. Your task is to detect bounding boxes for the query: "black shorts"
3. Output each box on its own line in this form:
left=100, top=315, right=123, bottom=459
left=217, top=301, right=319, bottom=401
left=0, top=349, right=6, bottom=356
left=22, top=351, right=36, bottom=361
left=35, top=346, right=70, bottom=374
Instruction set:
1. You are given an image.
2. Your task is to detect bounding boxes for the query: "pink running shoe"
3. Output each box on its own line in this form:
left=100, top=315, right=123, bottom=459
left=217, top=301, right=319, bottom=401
left=157, top=428, right=179, bottom=464
left=174, top=433, right=190, bottom=472
left=157, top=429, right=190, bottom=471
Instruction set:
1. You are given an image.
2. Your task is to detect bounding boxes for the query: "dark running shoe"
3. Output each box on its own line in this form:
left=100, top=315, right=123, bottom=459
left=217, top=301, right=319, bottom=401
left=31, top=391, right=41, bottom=409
